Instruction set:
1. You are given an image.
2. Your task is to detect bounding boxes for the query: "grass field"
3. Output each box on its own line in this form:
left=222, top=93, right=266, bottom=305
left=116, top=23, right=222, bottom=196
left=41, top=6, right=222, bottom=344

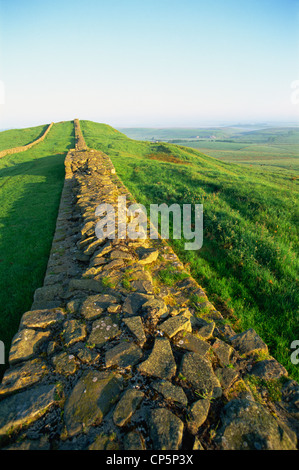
left=119, top=126, right=299, bottom=171
left=0, top=121, right=74, bottom=376
left=178, top=141, right=299, bottom=171
left=0, top=124, right=49, bottom=152
left=81, top=120, right=299, bottom=381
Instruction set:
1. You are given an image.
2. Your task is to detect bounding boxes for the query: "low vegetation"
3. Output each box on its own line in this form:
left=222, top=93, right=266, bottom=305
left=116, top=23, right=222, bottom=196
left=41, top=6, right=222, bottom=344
left=0, top=121, right=75, bottom=376
left=0, top=124, right=49, bottom=152
left=120, top=126, right=299, bottom=171
left=81, top=120, right=299, bottom=380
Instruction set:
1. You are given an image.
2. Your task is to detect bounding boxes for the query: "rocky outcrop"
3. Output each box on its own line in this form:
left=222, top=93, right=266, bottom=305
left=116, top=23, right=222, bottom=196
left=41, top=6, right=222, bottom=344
left=0, top=120, right=298, bottom=450
left=0, top=122, right=54, bottom=159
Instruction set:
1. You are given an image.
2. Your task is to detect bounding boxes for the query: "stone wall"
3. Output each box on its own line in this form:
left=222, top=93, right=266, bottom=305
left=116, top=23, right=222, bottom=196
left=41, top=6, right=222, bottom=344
left=0, top=122, right=54, bottom=159
left=74, top=118, right=88, bottom=151
left=0, top=120, right=298, bottom=450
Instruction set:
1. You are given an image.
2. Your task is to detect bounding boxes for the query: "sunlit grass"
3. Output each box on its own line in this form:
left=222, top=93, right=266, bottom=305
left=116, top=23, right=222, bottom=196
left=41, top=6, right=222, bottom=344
left=0, top=121, right=75, bottom=376
left=0, top=124, right=49, bottom=152
left=81, top=120, right=299, bottom=381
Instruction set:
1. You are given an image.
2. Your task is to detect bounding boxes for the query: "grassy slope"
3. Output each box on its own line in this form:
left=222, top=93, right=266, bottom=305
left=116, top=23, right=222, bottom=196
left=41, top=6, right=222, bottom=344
left=0, top=124, right=49, bottom=152
left=81, top=120, right=299, bottom=380
left=0, top=121, right=74, bottom=375
left=119, top=127, right=299, bottom=171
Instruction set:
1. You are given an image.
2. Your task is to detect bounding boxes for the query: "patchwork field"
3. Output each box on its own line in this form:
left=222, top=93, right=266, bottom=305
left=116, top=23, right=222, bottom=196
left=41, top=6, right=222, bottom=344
left=119, top=126, right=299, bottom=171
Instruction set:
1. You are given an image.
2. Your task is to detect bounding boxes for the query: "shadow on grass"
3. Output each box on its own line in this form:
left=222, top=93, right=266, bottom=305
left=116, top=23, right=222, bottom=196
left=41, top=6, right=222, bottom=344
left=0, top=153, right=69, bottom=380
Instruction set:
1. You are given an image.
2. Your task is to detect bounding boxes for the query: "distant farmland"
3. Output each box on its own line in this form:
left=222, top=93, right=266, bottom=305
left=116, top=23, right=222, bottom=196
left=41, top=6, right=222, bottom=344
left=119, top=126, right=299, bottom=171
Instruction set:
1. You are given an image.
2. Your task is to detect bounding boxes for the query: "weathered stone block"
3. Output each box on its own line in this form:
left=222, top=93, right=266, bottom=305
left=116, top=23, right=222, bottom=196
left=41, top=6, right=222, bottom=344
left=216, top=398, right=297, bottom=450
left=230, top=328, right=268, bottom=356
left=0, top=384, right=59, bottom=437
left=138, top=337, right=176, bottom=380
left=113, top=388, right=144, bottom=426
left=20, top=308, right=65, bottom=330
left=123, top=316, right=147, bottom=346
left=159, top=315, right=192, bottom=338
left=88, top=316, right=121, bottom=348
left=63, top=319, right=87, bottom=347
left=187, top=399, right=210, bottom=434
left=9, top=329, right=51, bottom=365
left=148, top=408, right=184, bottom=450
left=152, top=380, right=188, bottom=406
left=0, top=359, right=49, bottom=397
left=180, top=352, right=222, bottom=399
left=64, top=370, right=123, bottom=437
left=174, top=332, right=210, bottom=356
left=105, top=341, right=143, bottom=368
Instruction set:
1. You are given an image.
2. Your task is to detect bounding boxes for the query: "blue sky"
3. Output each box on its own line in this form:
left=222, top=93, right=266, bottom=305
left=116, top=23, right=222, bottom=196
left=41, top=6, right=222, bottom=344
left=0, top=0, right=298, bottom=129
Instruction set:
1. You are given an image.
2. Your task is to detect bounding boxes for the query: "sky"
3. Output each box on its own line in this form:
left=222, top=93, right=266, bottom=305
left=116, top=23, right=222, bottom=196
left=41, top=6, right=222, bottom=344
left=0, top=0, right=299, bottom=129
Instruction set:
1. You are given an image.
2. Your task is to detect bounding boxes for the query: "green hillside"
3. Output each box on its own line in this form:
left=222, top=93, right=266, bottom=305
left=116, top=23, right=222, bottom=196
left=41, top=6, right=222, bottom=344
left=0, top=121, right=75, bottom=374
left=0, top=119, right=297, bottom=381
left=0, top=124, right=49, bottom=152
left=119, top=127, right=299, bottom=171
left=81, top=120, right=299, bottom=380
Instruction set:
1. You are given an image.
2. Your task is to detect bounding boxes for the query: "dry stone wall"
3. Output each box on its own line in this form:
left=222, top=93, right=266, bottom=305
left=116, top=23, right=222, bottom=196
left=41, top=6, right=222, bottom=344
left=0, top=120, right=298, bottom=451
left=0, top=122, right=54, bottom=159
left=74, top=118, right=88, bottom=151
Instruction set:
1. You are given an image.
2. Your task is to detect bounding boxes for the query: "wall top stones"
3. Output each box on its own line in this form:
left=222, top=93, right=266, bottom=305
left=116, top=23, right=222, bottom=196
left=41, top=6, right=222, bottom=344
left=0, top=120, right=298, bottom=451
left=74, top=118, right=88, bottom=151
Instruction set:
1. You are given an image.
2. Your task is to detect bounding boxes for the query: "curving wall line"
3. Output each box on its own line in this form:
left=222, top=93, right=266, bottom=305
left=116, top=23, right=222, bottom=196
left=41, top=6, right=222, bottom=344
left=0, top=122, right=54, bottom=159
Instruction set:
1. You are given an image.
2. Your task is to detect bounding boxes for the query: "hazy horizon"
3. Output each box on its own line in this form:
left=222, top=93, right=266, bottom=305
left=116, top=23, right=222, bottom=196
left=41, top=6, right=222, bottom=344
left=1, top=119, right=299, bottom=134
